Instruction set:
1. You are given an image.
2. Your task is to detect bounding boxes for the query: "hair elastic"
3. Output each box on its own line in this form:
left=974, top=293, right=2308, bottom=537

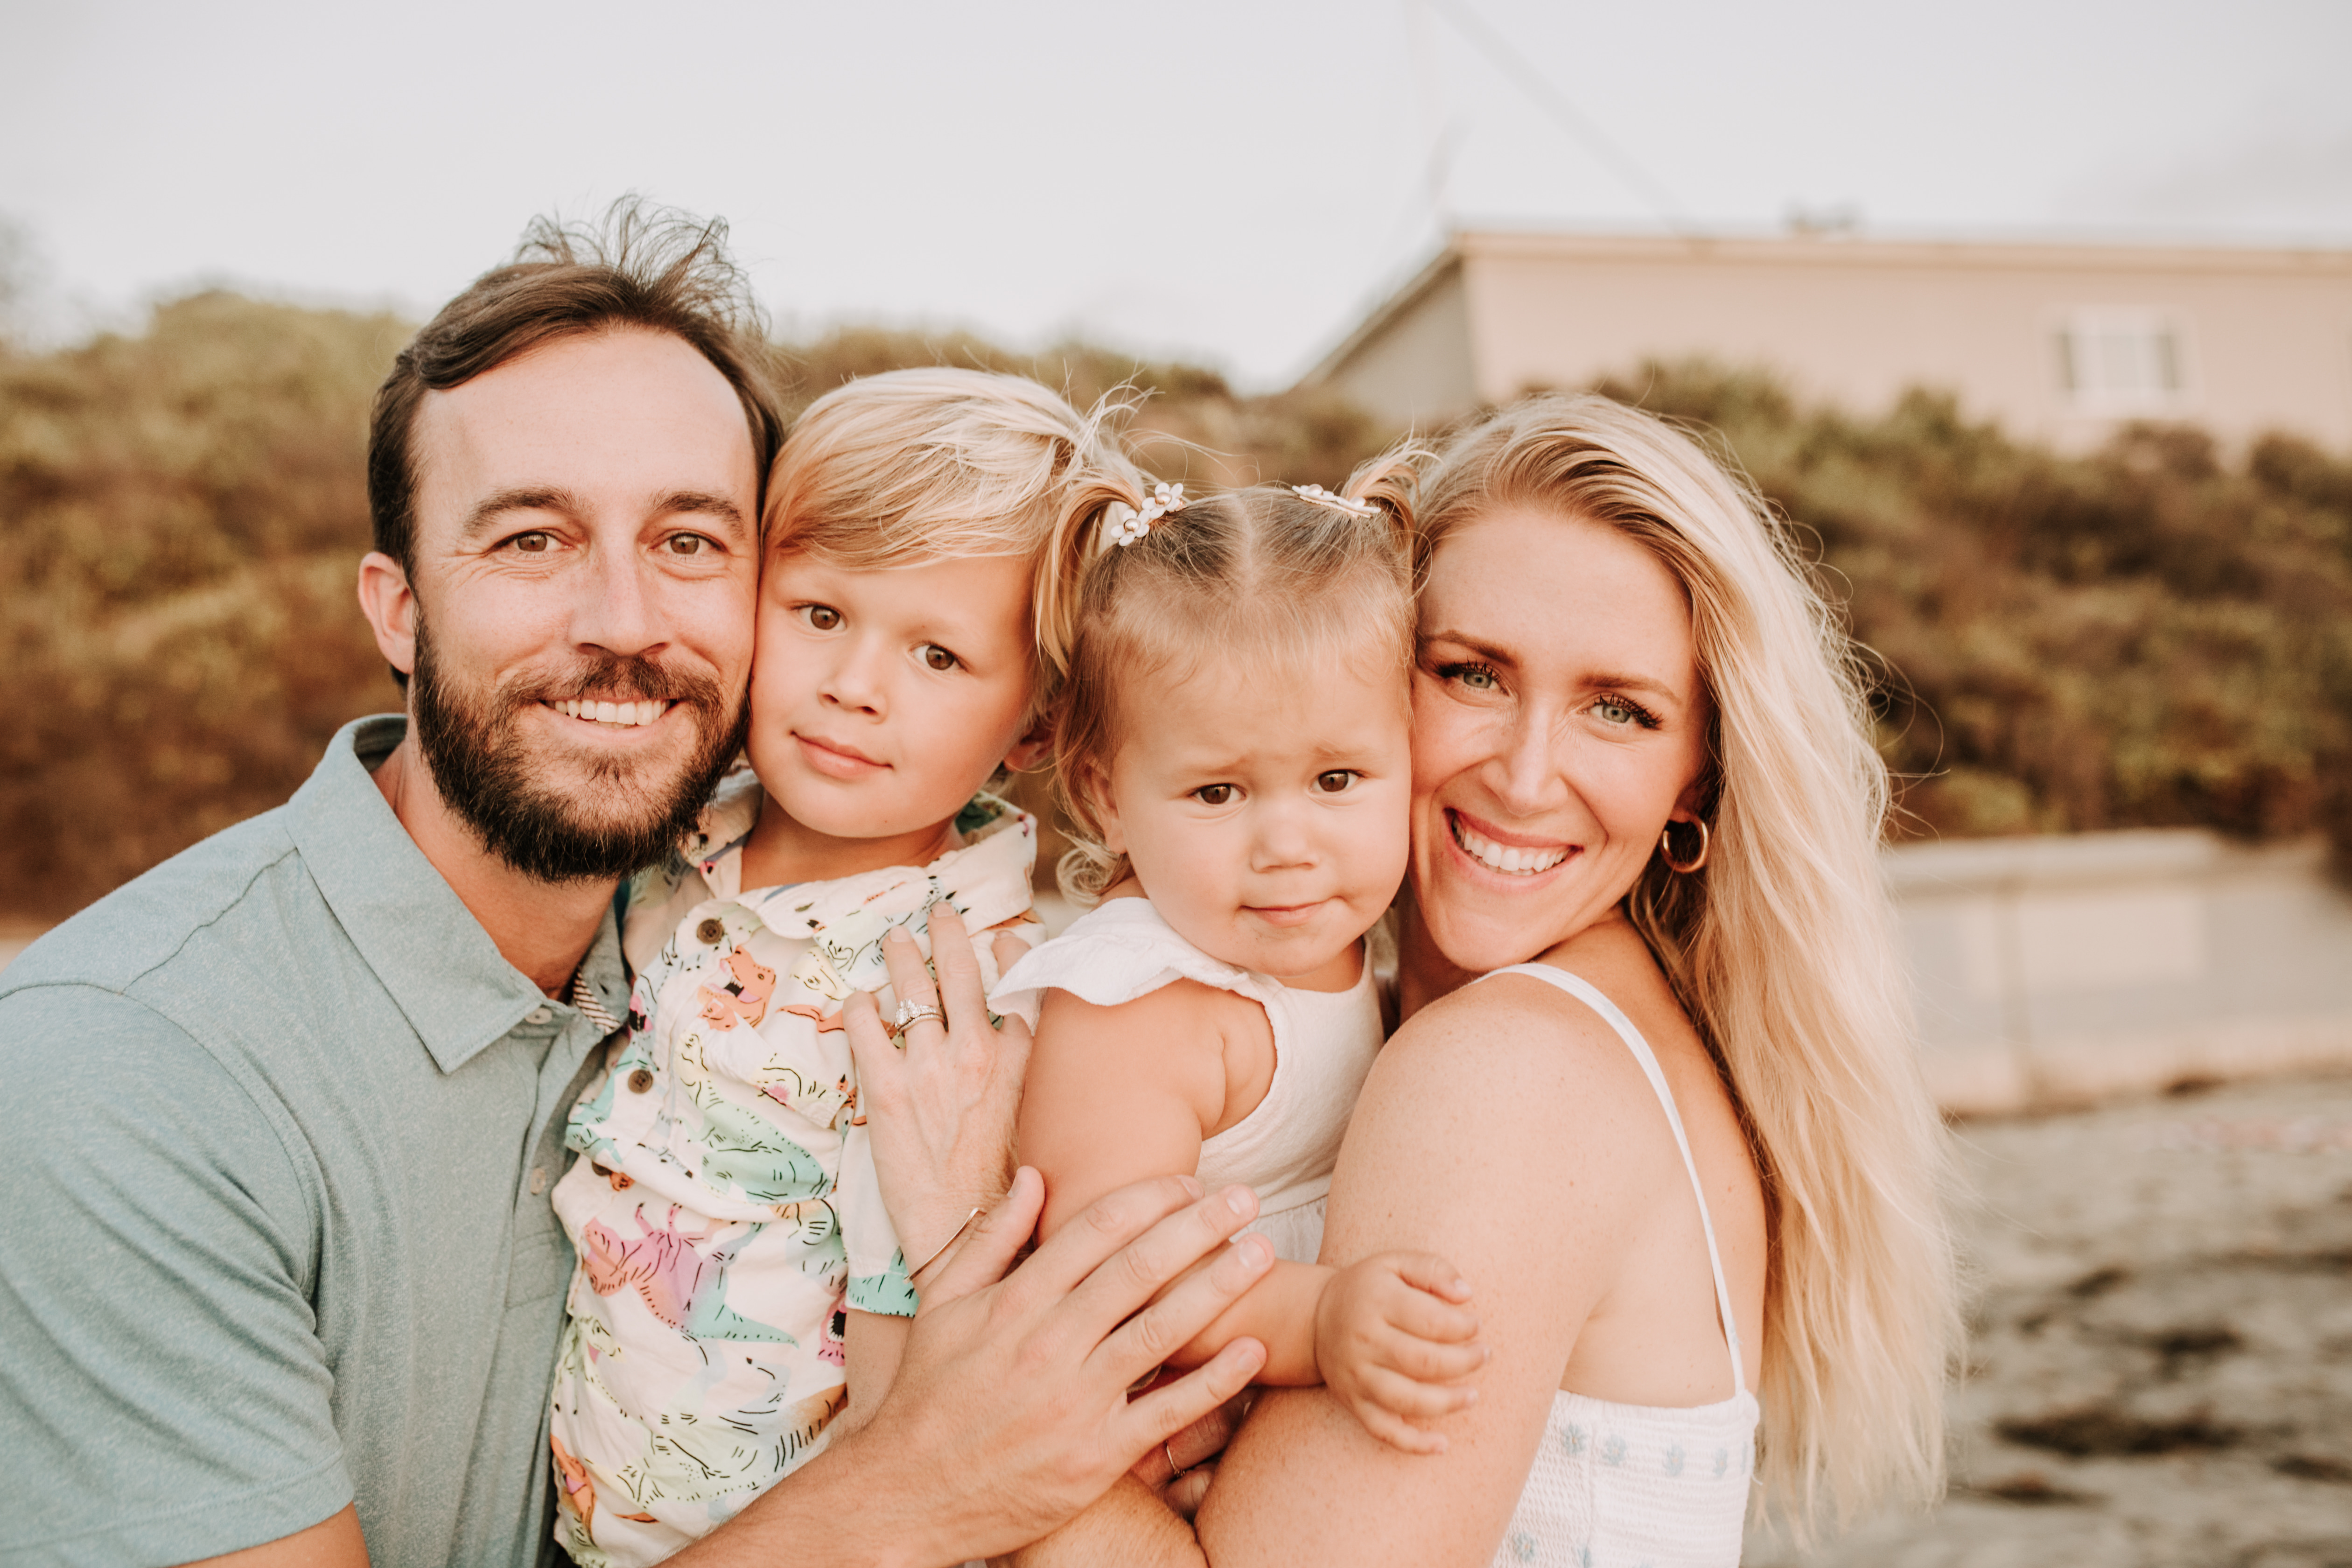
left=1103, top=482, right=1186, bottom=549
left=1291, top=483, right=1380, bottom=518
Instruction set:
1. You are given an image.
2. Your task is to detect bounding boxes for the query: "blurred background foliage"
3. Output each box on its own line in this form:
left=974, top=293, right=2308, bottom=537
left=5, top=294, right=2351, bottom=920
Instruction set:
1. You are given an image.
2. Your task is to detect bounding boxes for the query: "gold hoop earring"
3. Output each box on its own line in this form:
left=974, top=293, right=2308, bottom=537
left=1660, top=817, right=1710, bottom=874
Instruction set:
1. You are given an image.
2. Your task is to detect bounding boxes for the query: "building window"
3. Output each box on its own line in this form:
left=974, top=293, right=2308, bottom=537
left=2054, top=310, right=2193, bottom=411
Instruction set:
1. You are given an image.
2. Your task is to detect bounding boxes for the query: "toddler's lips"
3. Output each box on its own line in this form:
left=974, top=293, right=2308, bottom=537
left=1243, top=899, right=1334, bottom=928
left=795, top=732, right=888, bottom=778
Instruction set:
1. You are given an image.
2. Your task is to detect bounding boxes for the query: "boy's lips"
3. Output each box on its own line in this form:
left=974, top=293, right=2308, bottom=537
left=794, top=732, right=888, bottom=777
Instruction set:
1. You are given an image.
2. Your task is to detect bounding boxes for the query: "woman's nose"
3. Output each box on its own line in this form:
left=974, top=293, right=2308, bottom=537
left=1489, top=712, right=1568, bottom=814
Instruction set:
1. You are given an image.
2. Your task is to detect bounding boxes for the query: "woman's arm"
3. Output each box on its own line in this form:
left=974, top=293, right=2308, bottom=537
left=1014, top=978, right=1672, bottom=1568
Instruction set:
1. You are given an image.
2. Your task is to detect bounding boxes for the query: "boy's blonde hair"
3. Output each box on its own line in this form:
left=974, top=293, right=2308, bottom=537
left=763, top=366, right=1144, bottom=711
left=1052, top=484, right=1415, bottom=901
left=1357, top=395, right=1958, bottom=1537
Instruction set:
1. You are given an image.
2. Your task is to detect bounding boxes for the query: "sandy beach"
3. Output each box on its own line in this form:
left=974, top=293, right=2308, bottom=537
left=1749, top=1071, right=2352, bottom=1568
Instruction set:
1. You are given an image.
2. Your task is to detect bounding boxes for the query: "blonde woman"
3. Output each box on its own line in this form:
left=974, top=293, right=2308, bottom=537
left=1004, top=393, right=1957, bottom=1567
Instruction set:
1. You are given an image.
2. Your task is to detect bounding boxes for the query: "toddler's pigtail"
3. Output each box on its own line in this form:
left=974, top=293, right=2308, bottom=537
left=1345, top=442, right=1435, bottom=579
left=1035, top=467, right=1148, bottom=690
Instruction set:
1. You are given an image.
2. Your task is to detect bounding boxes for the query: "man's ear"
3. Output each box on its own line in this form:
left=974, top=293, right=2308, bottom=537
left=357, top=552, right=419, bottom=687
left=1001, top=712, right=1054, bottom=775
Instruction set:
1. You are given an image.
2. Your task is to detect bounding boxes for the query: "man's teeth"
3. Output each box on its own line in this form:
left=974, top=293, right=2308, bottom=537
left=1453, top=819, right=1569, bottom=876
left=552, top=699, right=665, bottom=727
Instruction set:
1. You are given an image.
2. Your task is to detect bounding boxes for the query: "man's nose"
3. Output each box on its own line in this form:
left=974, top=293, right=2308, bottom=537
left=571, top=536, right=664, bottom=658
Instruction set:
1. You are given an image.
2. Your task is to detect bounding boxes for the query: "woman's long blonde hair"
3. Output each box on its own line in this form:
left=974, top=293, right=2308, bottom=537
left=1355, top=394, right=1956, bottom=1533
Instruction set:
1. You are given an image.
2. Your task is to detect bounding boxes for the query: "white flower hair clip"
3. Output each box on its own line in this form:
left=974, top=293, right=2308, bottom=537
left=1104, top=482, right=1186, bottom=548
left=1292, top=483, right=1379, bottom=518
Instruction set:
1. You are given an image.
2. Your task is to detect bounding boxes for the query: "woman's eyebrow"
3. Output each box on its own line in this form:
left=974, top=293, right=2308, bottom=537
left=1586, top=670, right=1683, bottom=701
left=1418, top=629, right=1517, bottom=665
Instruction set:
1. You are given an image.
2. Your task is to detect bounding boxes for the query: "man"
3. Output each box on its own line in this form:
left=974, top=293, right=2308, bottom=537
left=0, top=205, right=1269, bottom=1568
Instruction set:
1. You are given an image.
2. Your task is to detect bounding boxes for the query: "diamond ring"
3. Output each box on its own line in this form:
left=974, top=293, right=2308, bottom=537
left=889, top=999, right=945, bottom=1044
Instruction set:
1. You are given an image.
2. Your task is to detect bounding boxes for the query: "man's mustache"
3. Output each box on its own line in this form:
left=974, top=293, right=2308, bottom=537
left=512, top=654, right=729, bottom=709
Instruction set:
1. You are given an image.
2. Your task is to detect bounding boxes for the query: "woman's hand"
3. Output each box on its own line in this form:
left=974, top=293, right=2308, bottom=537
left=845, top=902, right=1033, bottom=1270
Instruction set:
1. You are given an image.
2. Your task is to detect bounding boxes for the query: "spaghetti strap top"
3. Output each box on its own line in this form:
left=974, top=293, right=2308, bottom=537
left=1475, top=963, right=1757, bottom=1568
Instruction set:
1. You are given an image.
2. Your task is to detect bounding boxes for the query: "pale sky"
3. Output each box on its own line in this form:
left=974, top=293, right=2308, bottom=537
left=2, top=0, right=2347, bottom=385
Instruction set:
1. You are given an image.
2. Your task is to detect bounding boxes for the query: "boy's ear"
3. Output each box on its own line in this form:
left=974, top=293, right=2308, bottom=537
left=1001, top=713, right=1054, bottom=775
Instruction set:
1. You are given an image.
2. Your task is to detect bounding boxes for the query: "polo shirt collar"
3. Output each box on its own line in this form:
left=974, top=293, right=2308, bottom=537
left=287, top=715, right=619, bottom=1075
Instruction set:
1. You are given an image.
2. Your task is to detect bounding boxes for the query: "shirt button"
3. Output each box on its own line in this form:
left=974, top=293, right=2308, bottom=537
left=529, top=1167, right=550, bottom=1196
left=697, top=918, right=726, bottom=944
left=527, top=1006, right=552, bottom=1025
left=628, top=1068, right=656, bottom=1093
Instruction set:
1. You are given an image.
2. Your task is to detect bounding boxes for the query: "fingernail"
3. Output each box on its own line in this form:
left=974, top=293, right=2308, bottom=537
left=1176, top=1175, right=1204, bottom=1199
left=1224, top=1187, right=1255, bottom=1217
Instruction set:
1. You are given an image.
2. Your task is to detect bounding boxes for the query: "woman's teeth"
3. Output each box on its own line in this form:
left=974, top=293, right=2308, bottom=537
left=1453, top=818, right=1569, bottom=876
left=553, top=699, right=665, bottom=727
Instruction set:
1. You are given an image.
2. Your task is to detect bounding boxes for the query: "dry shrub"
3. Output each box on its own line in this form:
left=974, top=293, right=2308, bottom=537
left=9, top=302, right=2352, bottom=921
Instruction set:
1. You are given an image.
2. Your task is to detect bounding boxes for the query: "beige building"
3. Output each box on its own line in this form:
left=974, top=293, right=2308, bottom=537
left=1305, top=230, right=2352, bottom=449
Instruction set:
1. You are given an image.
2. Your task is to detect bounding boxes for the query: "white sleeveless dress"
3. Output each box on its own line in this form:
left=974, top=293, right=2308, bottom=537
left=990, top=897, right=1385, bottom=1264
left=1480, top=964, right=1759, bottom=1568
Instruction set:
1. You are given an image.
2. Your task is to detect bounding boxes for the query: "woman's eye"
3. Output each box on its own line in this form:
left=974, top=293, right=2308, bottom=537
left=1194, top=784, right=1236, bottom=807
left=1444, top=662, right=1499, bottom=691
left=1594, top=699, right=1637, bottom=725
left=509, top=532, right=553, bottom=555
left=799, top=604, right=842, bottom=632
left=1313, top=770, right=1358, bottom=795
left=919, top=644, right=959, bottom=672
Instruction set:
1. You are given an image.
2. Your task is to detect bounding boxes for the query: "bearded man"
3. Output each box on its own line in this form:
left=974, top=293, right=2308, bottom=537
left=0, top=206, right=1267, bottom=1568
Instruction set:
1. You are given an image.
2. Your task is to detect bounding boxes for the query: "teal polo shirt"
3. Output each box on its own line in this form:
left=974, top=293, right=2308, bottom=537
left=0, top=716, right=624, bottom=1567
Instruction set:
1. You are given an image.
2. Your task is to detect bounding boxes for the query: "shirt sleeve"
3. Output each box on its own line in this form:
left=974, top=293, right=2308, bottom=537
left=835, top=1114, right=918, bottom=1316
left=0, top=983, right=353, bottom=1566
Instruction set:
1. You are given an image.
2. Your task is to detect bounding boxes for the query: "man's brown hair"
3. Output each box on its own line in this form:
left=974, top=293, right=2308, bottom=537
left=366, top=198, right=786, bottom=586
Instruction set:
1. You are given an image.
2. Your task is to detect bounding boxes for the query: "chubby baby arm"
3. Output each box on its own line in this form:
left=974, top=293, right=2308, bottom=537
left=1314, top=1252, right=1488, bottom=1452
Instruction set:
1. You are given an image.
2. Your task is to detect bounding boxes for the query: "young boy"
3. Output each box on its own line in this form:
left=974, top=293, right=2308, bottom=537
left=546, top=369, right=1137, bottom=1566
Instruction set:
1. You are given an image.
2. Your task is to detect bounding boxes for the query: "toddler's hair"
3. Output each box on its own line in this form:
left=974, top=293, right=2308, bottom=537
left=763, top=366, right=1145, bottom=711
left=1052, top=483, right=1414, bottom=902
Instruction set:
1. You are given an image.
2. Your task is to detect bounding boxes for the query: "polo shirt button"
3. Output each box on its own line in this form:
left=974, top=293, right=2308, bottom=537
left=697, top=919, right=726, bottom=944
left=527, top=1006, right=552, bottom=1025
left=529, top=1167, right=550, bottom=1196
left=628, top=1068, right=656, bottom=1093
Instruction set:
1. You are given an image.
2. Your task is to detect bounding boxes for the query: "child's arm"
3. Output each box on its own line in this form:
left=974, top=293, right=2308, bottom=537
left=1018, top=982, right=1485, bottom=1426
left=833, top=1309, right=909, bottom=1439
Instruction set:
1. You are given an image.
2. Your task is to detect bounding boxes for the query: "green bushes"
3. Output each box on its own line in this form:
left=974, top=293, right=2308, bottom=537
left=4, top=298, right=2349, bottom=920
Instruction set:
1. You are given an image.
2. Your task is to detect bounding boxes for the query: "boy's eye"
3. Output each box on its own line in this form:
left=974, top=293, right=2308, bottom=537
left=1193, top=784, right=1236, bottom=807
left=919, top=644, right=959, bottom=672
left=1313, top=770, right=1359, bottom=795
left=799, top=604, right=842, bottom=632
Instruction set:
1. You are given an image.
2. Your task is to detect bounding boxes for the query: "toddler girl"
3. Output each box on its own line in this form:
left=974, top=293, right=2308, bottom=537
left=994, top=482, right=1487, bottom=1453
left=547, top=367, right=1139, bottom=1565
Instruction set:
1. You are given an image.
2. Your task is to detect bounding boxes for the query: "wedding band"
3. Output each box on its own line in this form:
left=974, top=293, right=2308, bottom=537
left=888, top=999, right=945, bottom=1046
left=1164, top=1440, right=1184, bottom=1481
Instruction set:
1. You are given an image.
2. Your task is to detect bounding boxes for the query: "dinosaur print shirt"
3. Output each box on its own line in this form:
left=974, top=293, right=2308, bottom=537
left=546, top=774, right=1038, bottom=1567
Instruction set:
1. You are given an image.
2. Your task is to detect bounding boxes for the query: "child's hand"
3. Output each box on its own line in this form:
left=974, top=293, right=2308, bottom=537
left=1313, top=1252, right=1486, bottom=1454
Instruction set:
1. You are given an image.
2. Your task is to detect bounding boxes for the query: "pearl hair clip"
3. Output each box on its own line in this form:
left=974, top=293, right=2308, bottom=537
left=1291, top=483, right=1379, bottom=518
left=1104, top=482, right=1186, bottom=548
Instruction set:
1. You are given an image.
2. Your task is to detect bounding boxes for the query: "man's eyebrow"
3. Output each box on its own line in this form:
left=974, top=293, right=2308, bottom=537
left=655, top=491, right=749, bottom=533
left=457, top=487, right=585, bottom=540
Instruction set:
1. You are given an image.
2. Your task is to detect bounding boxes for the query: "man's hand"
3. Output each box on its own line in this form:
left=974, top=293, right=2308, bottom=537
left=845, top=903, right=1032, bottom=1267
left=745, top=1169, right=1274, bottom=1566
left=1313, top=1252, right=1487, bottom=1454
left=1132, top=1388, right=1259, bottom=1523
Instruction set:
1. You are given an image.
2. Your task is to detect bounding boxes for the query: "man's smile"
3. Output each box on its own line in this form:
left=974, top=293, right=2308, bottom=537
left=544, top=698, right=672, bottom=728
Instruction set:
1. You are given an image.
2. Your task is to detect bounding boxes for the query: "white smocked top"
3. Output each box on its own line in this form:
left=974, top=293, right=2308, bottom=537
left=1480, top=964, right=1759, bottom=1568
left=990, top=897, right=1384, bottom=1265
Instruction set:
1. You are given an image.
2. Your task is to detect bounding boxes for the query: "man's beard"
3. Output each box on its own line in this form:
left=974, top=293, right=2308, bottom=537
left=408, top=614, right=748, bottom=885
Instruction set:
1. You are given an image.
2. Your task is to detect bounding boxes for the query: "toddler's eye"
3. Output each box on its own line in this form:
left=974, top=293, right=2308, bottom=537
left=1193, top=784, right=1236, bottom=807
left=799, top=604, right=842, bottom=632
left=1313, top=770, right=1359, bottom=795
left=919, top=644, right=959, bottom=672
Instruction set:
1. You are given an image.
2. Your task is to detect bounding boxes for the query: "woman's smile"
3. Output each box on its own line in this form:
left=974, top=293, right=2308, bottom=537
left=1445, top=807, right=1575, bottom=878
